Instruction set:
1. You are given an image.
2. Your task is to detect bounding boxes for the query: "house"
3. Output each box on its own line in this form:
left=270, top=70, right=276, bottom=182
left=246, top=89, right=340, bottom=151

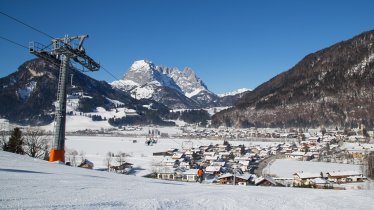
left=205, top=155, right=219, bottom=162
left=205, top=166, right=221, bottom=175
left=109, top=162, right=133, bottom=174
left=217, top=144, right=229, bottom=152
left=259, top=150, right=270, bottom=158
left=211, top=161, right=226, bottom=167
left=311, top=178, right=333, bottom=189
left=161, top=156, right=177, bottom=167
left=217, top=173, right=253, bottom=185
left=238, top=161, right=250, bottom=172
left=179, top=161, right=191, bottom=169
left=236, top=173, right=254, bottom=186
left=293, top=172, right=322, bottom=186
left=255, top=176, right=278, bottom=186
left=156, top=167, right=176, bottom=180
left=302, top=152, right=314, bottom=161
left=172, top=152, right=185, bottom=160
left=219, top=151, right=232, bottom=159
left=326, top=171, right=365, bottom=183
left=182, top=169, right=199, bottom=182
left=348, top=135, right=367, bottom=142
left=78, top=159, right=94, bottom=169
left=285, top=151, right=305, bottom=160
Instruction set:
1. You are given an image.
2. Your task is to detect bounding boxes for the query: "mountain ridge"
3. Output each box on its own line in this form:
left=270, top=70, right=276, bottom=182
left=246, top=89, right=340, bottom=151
left=212, top=29, right=374, bottom=128
left=111, top=60, right=245, bottom=109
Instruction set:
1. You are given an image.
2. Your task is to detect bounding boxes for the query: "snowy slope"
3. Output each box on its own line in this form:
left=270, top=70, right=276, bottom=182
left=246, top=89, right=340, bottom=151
left=1, top=151, right=374, bottom=209
left=218, top=88, right=251, bottom=97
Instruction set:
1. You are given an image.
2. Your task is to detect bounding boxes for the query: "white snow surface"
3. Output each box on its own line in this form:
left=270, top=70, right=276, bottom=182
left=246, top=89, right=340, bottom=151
left=185, top=88, right=204, bottom=98
left=64, top=136, right=277, bottom=176
left=264, top=159, right=362, bottom=178
left=218, top=88, right=251, bottom=97
left=130, top=84, right=156, bottom=99
left=17, top=81, right=37, bottom=100
left=1, top=151, right=374, bottom=210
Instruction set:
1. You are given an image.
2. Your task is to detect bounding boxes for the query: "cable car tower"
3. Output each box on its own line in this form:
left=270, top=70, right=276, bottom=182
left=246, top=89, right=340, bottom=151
left=29, top=35, right=100, bottom=162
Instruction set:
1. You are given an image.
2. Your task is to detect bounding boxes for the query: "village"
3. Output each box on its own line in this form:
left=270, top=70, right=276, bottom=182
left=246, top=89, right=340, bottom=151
left=143, top=127, right=374, bottom=190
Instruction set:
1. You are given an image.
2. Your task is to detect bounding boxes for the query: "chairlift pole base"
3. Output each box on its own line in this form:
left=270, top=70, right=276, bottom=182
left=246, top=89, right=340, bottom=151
left=49, top=149, right=65, bottom=162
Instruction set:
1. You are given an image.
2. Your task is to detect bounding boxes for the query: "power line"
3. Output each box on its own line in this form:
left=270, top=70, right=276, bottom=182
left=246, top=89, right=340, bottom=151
left=0, top=11, right=55, bottom=39
left=0, top=35, right=28, bottom=49
left=0, top=11, right=125, bottom=89
left=101, top=65, right=123, bottom=82
left=100, top=65, right=133, bottom=90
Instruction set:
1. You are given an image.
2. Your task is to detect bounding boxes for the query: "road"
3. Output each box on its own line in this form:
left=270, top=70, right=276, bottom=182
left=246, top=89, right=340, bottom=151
left=254, top=154, right=285, bottom=177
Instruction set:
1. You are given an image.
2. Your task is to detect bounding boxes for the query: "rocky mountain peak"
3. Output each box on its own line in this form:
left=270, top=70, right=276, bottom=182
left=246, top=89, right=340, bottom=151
left=127, top=60, right=155, bottom=73
left=112, top=60, right=243, bottom=109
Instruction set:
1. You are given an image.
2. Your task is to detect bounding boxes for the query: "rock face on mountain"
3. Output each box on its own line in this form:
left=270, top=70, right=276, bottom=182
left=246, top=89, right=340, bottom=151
left=0, top=59, right=160, bottom=125
left=212, top=30, right=374, bottom=129
left=112, top=60, right=242, bottom=109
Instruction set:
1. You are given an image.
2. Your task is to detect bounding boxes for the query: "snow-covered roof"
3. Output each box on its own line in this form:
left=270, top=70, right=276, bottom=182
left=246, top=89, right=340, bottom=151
left=156, top=167, right=175, bottom=174
left=236, top=173, right=252, bottom=181
left=183, top=169, right=199, bottom=175
left=211, top=161, right=225, bottom=167
left=204, top=152, right=216, bottom=156
left=287, top=151, right=305, bottom=156
left=161, top=156, right=176, bottom=163
left=294, top=172, right=321, bottom=179
left=255, top=176, right=277, bottom=185
left=172, top=152, right=184, bottom=159
left=205, top=155, right=219, bottom=161
left=238, top=161, right=250, bottom=166
left=312, top=178, right=330, bottom=185
left=218, top=173, right=233, bottom=179
left=206, top=166, right=221, bottom=172
left=327, top=171, right=362, bottom=177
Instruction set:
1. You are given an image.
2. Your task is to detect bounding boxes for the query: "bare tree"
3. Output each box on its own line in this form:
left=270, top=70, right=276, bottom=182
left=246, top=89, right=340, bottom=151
left=79, top=150, right=86, bottom=164
left=24, top=128, right=50, bottom=159
left=115, top=151, right=126, bottom=165
left=66, top=149, right=79, bottom=166
left=0, top=123, right=8, bottom=150
left=104, top=151, right=113, bottom=171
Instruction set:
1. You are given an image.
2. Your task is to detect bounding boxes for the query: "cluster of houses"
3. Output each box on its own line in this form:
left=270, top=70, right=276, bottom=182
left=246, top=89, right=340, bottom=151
left=177, top=127, right=372, bottom=143
left=152, top=138, right=371, bottom=189
left=153, top=141, right=267, bottom=185
left=292, top=171, right=366, bottom=189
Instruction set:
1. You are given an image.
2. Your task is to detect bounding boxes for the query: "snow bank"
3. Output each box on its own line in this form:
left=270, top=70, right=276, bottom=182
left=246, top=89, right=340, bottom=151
left=1, top=151, right=374, bottom=209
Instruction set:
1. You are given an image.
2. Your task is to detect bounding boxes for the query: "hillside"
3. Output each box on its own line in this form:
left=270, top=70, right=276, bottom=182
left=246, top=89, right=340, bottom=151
left=1, top=151, right=373, bottom=209
left=0, top=59, right=171, bottom=126
left=212, top=30, right=374, bottom=128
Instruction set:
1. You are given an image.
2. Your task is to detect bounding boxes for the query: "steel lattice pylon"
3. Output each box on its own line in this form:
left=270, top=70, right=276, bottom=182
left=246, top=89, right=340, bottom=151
left=30, top=35, right=100, bottom=162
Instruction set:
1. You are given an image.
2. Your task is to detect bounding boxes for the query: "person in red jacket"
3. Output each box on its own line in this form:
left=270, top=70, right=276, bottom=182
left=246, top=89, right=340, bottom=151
left=197, top=168, right=204, bottom=183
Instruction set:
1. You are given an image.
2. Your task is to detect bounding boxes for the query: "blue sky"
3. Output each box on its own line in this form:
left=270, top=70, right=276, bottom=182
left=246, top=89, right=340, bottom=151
left=1, top=0, right=374, bottom=94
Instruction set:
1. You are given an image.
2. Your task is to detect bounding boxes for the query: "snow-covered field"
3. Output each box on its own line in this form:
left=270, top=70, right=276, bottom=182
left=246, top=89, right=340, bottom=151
left=1, top=151, right=374, bottom=209
left=263, top=159, right=362, bottom=178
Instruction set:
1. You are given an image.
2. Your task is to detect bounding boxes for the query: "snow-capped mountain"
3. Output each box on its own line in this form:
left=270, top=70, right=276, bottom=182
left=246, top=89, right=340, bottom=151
left=0, top=59, right=172, bottom=126
left=112, top=60, right=240, bottom=109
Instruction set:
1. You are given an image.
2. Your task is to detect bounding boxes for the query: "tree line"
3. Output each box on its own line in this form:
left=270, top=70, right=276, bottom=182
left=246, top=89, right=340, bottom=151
left=0, top=127, right=50, bottom=160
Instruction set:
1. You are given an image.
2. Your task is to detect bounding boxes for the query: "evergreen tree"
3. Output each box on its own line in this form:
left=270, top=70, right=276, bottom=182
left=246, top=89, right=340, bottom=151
left=5, top=127, right=25, bottom=154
